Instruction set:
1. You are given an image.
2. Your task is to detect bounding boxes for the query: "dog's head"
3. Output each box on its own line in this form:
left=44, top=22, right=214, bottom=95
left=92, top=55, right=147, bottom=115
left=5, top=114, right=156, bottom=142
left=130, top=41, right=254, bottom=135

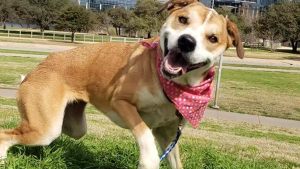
left=157, top=0, right=244, bottom=85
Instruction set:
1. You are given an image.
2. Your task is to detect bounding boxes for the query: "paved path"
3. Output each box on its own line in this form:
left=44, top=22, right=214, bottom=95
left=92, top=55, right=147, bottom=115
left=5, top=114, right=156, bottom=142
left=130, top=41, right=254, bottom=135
left=0, top=52, right=48, bottom=58
left=0, top=42, right=75, bottom=53
left=1, top=88, right=299, bottom=130
left=0, top=89, right=16, bottom=98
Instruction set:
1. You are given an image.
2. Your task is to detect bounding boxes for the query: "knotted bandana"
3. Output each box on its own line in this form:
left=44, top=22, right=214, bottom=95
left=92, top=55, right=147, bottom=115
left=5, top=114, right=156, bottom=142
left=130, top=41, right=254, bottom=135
left=140, top=41, right=215, bottom=128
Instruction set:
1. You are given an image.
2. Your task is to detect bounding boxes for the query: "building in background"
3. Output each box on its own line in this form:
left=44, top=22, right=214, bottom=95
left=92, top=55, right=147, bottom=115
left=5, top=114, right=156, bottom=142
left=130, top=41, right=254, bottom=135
left=198, top=0, right=212, bottom=8
left=76, top=0, right=281, bottom=17
left=155, top=0, right=168, bottom=3
left=77, top=0, right=137, bottom=11
left=197, top=0, right=279, bottom=20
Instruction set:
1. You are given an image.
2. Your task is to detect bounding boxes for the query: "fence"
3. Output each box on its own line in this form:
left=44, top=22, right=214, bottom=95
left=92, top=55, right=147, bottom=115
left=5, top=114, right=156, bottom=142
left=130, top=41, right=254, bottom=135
left=0, top=29, right=144, bottom=43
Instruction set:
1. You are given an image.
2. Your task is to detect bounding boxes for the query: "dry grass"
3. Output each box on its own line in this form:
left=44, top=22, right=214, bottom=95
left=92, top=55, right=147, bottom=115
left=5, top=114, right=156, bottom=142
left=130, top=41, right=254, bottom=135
left=1, top=96, right=300, bottom=168
left=0, top=56, right=42, bottom=89
left=213, top=81, right=300, bottom=120
left=224, top=49, right=300, bottom=60
left=210, top=69, right=300, bottom=120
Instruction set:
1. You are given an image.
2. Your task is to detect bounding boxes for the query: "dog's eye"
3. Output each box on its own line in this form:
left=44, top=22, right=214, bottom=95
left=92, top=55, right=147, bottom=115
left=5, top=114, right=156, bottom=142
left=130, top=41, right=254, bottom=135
left=208, top=36, right=218, bottom=43
left=179, top=16, right=187, bottom=24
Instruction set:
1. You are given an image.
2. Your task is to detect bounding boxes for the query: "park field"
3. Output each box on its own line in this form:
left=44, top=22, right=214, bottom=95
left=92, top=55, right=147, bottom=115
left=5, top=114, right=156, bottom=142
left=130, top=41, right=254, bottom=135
left=0, top=96, right=300, bottom=169
left=224, top=49, right=300, bottom=60
left=1, top=55, right=300, bottom=120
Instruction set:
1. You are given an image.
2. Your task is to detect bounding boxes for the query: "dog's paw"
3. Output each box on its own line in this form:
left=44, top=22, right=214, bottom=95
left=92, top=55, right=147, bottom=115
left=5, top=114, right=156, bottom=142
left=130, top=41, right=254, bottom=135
left=138, top=155, right=160, bottom=169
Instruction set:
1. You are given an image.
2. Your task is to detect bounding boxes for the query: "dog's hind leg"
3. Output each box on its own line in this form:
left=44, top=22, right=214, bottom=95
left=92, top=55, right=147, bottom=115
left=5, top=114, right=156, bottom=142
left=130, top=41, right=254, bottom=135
left=152, top=120, right=183, bottom=169
left=62, top=100, right=87, bottom=140
left=0, top=83, right=69, bottom=163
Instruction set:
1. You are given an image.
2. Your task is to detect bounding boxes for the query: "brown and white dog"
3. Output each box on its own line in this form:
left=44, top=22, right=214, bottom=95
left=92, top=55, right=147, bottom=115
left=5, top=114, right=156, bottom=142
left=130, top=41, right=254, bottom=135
left=0, top=0, right=244, bottom=168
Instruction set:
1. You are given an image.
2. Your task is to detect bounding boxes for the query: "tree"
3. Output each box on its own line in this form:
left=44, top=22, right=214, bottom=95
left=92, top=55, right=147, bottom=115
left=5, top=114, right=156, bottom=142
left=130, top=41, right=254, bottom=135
left=134, top=0, right=165, bottom=38
left=253, top=1, right=300, bottom=52
left=13, top=0, right=32, bottom=28
left=107, top=7, right=131, bottom=36
left=125, top=14, right=146, bottom=37
left=253, top=8, right=282, bottom=52
left=0, top=0, right=18, bottom=29
left=253, top=1, right=300, bottom=53
left=55, top=3, right=96, bottom=42
left=272, top=0, right=300, bottom=53
left=95, top=12, right=111, bottom=35
left=27, top=0, right=70, bottom=32
left=215, top=7, right=249, bottom=34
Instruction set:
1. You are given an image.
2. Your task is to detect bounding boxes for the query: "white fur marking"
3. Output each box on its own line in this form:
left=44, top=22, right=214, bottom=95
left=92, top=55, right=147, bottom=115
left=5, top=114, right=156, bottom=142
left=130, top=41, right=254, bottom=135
left=203, top=11, right=213, bottom=25
left=137, top=87, right=167, bottom=109
left=137, top=128, right=159, bottom=169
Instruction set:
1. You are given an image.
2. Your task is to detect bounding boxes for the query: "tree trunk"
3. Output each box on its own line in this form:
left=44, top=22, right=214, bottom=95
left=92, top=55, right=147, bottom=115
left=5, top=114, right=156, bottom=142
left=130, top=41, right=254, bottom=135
left=71, top=32, right=75, bottom=42
left=270, top=36, right=274, bottom=52
left=147, top=32, right=151, bottom=38
left=40, top=25, right=45, bottom=33
left=115, top=27, right=118, bottom=35
left=291, top=40, right=298, bottom=53
left=3, top=21, right=6, bottom=29
left=118, top=27, right=121, bottom=36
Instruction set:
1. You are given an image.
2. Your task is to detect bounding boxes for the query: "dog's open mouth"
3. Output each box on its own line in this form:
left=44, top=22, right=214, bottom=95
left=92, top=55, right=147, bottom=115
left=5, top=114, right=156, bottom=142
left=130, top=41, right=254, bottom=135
left=162, top=39, right=207, bottom=78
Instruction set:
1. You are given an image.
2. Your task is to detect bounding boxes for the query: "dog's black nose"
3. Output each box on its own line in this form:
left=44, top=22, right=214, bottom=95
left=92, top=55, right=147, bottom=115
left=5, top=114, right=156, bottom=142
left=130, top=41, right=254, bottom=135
left=178, top=34, right=196, bottom=52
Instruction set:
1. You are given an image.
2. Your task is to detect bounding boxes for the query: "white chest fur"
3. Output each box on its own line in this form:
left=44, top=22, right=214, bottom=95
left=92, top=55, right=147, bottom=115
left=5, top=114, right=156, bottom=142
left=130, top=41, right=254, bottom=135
left=105, top=87, right=178, bottom=129
left=136, top=87, right=177, bottom=129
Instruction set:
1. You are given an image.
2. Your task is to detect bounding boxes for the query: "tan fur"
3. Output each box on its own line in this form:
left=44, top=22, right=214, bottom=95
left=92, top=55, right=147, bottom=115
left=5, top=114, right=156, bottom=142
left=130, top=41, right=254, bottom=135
left=0, top=1, right=243, bottom=168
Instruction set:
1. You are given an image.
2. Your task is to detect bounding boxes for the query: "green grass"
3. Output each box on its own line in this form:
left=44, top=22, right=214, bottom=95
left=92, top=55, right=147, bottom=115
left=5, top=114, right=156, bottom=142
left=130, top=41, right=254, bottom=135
left=0, top=56, right=42, bottom=89
left=0, top=49, right=51, bottom=55
left=1, top=98, right=300, bottom=169
left=223, top=63, right=300, bottom=71
left=199, top=121, right=300, bottom=145
left=1, top=55, right=300, bottom=120
left=224, top=49, right=300, bottom=60
left=221, top=69, right=300, bottom=93
left=209, top=69, right=300, bottom=120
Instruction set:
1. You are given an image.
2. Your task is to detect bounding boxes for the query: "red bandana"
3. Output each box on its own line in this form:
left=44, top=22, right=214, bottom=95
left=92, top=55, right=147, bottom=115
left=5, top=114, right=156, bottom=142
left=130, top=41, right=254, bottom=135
left=140, top=41, right=215, bottom=128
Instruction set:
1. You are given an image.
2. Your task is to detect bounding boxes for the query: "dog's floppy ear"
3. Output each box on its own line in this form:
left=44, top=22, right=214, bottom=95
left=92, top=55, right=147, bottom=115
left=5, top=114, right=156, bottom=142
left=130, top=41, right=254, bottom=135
left=226, top=19, right=244, bottom=59
left=157, top=0, right=198, bottom=14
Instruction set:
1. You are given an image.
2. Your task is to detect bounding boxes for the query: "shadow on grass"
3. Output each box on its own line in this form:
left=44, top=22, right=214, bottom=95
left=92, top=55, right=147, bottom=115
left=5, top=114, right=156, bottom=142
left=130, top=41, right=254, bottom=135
left=276, top=49, right=300, bottom=54
left=283, top=56, right=300, bottom=61
left=3, top=133, right=300, bottom=169
left=5, top=135, right=141, bottom=169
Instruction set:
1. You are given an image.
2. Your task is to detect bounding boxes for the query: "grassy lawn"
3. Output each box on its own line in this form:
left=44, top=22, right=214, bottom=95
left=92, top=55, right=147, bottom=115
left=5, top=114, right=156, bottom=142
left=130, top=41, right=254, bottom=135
left=1, top=55, right=300, bottom=121
left=222, top=63, right=300, bottom=70
left=0, top=49, right=51, bottom=55
left=0, top=56, right=42, bottom=89
left=210, top=69, right=300, bottom=120
left=0, top=97, right=299, bottom=169
left=225, top=49, right=300, bottom=60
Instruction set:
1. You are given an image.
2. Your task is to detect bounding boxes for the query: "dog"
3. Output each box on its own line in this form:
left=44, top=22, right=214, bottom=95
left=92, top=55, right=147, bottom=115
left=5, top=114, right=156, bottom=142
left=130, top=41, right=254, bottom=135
left=0, top=0, right=244, bottom=168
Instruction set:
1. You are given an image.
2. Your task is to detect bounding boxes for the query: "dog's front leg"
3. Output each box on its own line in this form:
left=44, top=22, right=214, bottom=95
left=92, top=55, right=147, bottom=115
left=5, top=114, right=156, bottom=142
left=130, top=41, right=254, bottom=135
left=153, top=120, right=183, bottom=169
left=111, top=100, right=160, bottom=169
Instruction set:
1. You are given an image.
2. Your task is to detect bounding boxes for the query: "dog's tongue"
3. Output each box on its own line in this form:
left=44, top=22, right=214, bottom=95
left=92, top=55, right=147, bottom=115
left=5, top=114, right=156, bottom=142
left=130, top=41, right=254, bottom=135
left=164, top=50, right=190, bottom=74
